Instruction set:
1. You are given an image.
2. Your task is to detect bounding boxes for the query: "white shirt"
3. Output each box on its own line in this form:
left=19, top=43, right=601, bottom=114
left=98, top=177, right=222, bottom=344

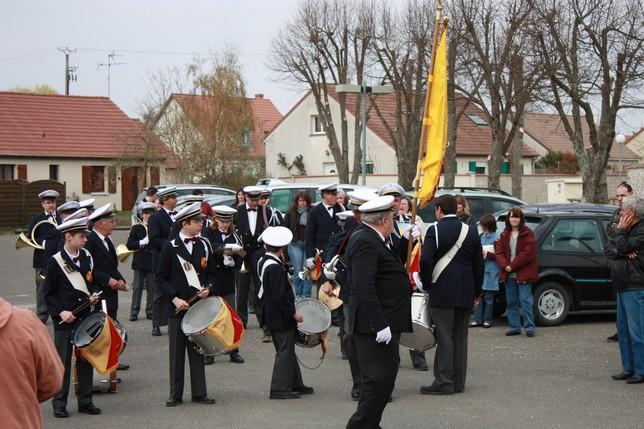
left=93, top=229, right=111, bottom=252
left=64, top=247, right=81, bottom=268
left=179, top=231, right=195, bottom=254
left=246, top=204, right=258, bottom=235
left=163, top=207, right=176, bottom=218
left=322, top=203, right=335, bottom=218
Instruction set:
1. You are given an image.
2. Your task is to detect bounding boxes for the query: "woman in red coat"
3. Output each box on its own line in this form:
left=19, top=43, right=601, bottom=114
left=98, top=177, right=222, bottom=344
left=494, top=207, right=538, bottom=337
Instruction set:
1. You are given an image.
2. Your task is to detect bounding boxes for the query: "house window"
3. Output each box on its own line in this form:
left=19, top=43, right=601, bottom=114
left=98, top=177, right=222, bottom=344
left=150, top=166, right=160, bottom=186
left=49, top=165, right=59, bottom=181
left=312, top=115, right=326, bottom=134
left=468, top=161, right=486, bottom=174
left=107, top=167, right=117, bottom=194
left=0, top=164, right=13, bottom=180
left=359, top=163, right=374, bottom=174
left=243, top=128, right=252, bottom=149
left=82, top=166, right=105, bottom=193
left=501, top=162, right=510, bottom=174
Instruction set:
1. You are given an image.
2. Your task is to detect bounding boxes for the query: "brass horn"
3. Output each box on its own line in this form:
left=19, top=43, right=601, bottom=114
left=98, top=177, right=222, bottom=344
left=16, top=218, right=55, bottom=250
left=116, top=244, right=139, bottom=263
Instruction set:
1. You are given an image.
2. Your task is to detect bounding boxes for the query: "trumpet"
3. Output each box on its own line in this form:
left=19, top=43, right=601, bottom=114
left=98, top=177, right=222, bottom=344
left=298, top=250, right=322, bottom=281
left=116, top=222, right=148, bottom=263
left=325, top=254, right=345, bottom=273
left=16, top=218, right=56, bottom=250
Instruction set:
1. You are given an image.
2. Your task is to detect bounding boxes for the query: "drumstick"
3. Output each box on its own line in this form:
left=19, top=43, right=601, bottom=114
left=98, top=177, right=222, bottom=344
left=58, top=291, right=103, bottom=325
left=174, top=291, right=202, bottom=314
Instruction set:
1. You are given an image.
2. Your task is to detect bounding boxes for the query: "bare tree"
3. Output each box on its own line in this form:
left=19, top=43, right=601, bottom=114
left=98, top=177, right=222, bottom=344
left=534, top=0, right=644, bottom=202
left=269, top=0, right=375, bottom=183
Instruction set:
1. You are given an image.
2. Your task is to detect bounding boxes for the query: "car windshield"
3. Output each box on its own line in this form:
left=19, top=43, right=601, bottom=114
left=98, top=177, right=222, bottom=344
left=496, top=215, right=543, bottom=232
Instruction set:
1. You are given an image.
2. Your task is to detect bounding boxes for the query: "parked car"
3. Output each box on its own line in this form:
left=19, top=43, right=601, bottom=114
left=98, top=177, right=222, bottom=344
left=267, top=183, right=377, bottom=214
left=494, top=204, right=618, bottom=326
left=410, top=187, right=525, bottom=223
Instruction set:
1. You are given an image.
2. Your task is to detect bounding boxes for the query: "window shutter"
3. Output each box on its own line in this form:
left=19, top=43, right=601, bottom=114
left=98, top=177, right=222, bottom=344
left=468, top=161, right=477, bottom=173
left=82, top=166, right=92, bottom=193
left=17, top=164, right=27, bottom=180
left=108, top=167, right=116, bottom=193
left=150, top=166, right=160, bottom=186
left=501, top=162, right=510, bottom=174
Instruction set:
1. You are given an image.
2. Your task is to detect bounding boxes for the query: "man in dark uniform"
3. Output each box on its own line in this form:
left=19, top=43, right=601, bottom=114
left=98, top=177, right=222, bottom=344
left=304, top=183, right=343, bottom=269
left=203, top=205, right=245, bottom=364
left=345, top=195, right=412, bottom=429
left=43, top=201, right=81, bottom=262
left=148, top=186, right=178, bottom=336
left=28, top=189, right=60, bottom=323
left=156, top=202, right=217, bottom=407
left=126, top=201, right=156, bottom=322
left=378, top=183, right=428, bottom=371
left=42, top=216, right=102, bottom=418
left=417, top=194, right=484, bottom=395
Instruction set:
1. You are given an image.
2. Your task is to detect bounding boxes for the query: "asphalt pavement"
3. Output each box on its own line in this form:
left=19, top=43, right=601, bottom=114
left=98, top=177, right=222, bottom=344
left=2, top=230, right=642, bottom=429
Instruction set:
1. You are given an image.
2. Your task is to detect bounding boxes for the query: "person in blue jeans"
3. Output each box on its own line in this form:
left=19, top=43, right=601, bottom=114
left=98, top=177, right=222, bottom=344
left=471, top=214, right=499, bottom=328
left=494, top=207, right=538, bottom=337
left=284, top=191, right=313, bottom=298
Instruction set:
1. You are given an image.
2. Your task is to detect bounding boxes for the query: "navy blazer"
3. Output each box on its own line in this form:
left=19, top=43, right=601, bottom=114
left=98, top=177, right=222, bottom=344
left=28, top=212, right=58, bottom=269
left=304, top=202, right=342, bottom=257
left=126, top=223, right=154, bottom=272
left=346, top=225, right=412, bottom=335
left=155, top=236, right=216, bottom=319
left=259, top=254, right=296, bottom=331
left=84, top=231, right=124, bottom=316
left=148, top=209, right=174, bottom=253
left=42, top=248, right=100, bottom=331
left=234, top=204, right=274, bottom=268
left=419, top=216, right=484, bottom=308
left=203, top=228, right=242, bottom=297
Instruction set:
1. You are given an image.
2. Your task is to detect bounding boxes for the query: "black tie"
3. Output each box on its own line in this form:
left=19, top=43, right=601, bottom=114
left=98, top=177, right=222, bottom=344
left=248, top=208, right=257, bottom=212
left=169, top=211, right=177, bottom=216
left=73, top=254, right=82, bottom=263
left=184, top=237, right=198, bottom=243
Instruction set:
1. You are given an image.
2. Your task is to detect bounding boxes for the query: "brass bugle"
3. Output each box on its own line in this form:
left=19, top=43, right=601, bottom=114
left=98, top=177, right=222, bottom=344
left=116, top=243, right=139, bottom=263
left=16, top=218, right=55, bottom=250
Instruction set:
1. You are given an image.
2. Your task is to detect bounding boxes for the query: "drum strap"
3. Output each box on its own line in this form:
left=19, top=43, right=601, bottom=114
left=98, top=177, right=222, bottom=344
left=257, top=258, right=278, bottom=299
left=431, top=223, right=469, bottom=283
left=176, top=255, right=203, bottom=291
left=53, top=252, right=90, bottom=296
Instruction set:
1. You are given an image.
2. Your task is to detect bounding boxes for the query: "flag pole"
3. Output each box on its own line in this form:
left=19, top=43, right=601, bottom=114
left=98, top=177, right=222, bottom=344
left=406, top=1, right=444, bottom=269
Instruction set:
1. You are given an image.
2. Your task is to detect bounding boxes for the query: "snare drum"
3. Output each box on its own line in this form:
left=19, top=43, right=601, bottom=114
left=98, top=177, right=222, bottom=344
left=400, top=292, right=436, bottom=351
left=72, top=312, right=127, bottom=374
left=295, top=298, right=331, bottom=348
left=181, top=297, right=245, bottom=356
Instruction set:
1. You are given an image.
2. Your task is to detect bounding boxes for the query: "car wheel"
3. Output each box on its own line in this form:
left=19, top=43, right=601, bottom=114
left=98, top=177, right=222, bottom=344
left=533, top=282, right=569, bottom=326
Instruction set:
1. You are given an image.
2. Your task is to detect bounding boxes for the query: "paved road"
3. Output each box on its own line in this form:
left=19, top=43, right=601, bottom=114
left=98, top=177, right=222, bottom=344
left=2, top=231, right=642, bottom=429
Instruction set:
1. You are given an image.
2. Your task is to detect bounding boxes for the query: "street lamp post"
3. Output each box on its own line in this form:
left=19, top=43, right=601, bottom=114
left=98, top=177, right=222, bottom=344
left=615, top=133, right=625, bottom=179
left=336, top=84, right=394, bottom=185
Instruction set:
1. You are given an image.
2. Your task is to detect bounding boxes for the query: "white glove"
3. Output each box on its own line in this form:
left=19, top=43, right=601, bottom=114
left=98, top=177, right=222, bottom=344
left=375, top=326, right=392, bottom=345
left=223, top=255, right=235, bottom=267
left=403, top=224, right=421, bottom=241
left=139, top=236, right=149, bottom=246
left=224, top=243, right=243, bottom=252
left=412, top=272, right=424, bottom=292
left=305, top=257, right=315, bottom=269
left=323, top=265, right=336, bottom=281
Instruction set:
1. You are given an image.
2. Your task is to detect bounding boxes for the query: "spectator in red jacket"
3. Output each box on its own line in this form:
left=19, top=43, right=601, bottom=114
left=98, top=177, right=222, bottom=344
left=494, top=207, right=538, bottom=337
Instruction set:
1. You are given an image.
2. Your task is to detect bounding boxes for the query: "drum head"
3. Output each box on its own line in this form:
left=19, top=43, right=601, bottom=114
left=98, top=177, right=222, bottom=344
left=295, top=298, right=331, bottom=334
left=182, top=297, right=222, bottom=335
left=73, top=312, right=106, bottom=347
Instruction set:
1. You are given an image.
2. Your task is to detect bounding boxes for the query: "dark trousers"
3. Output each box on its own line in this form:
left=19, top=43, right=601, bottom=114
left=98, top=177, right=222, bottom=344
left=168, top=318, right=207, bottom=400
left=237, top=271, right=269, bottom=335
left=52, top=330, right=93, bottom=410
left=130, top=269, right=154, bottom=318
left=35, top=269, right=49, bottom=322
left=347, top=333, right=400, bottom=429
left=430, top=306, right=470, bottom=393
left=342, top=306, right=361, bottom=386
left=152, top=252, right=168, bottom=328
left=270, top=328, right=304, bottom=392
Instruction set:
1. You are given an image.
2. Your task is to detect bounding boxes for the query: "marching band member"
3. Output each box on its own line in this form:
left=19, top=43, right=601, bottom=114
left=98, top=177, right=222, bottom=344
left=126, top=201, right=156, bottom=322
left=44, top=206, right=89, bottom=262
left=258, top=226, right=313, bottom=399
left=42, top=216, right=102, bottom=418
left=203, top=205, right=245, bottom=364
left=304, top=183, right=343, bottom=270
left=29, top=189, right=59, bottom=323
left=156, top=203, right=217, bottom=407
left=43, top=201, right=80, bottom=262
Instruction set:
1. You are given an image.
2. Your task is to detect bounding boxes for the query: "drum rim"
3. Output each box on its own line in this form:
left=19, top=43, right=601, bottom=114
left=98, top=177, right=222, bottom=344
left=72, top=312, right=106, bottom=347
left=181, top=296, right=223, bottom=335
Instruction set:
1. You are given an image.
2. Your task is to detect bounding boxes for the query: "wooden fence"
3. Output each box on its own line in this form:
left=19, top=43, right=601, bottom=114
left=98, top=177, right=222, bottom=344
left=0, top=180, right=66, bottom=228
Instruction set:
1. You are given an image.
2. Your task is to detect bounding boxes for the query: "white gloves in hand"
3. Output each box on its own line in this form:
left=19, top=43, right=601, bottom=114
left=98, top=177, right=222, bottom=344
left=323, top=265, right=336, bottom=280
left=224, top=243, right=243, bottom=252
left=403, top=224, right=421, bottom=241
left=305, top=257, right=315, bottom=269
left=223, top=255, right=235, bottom=267
left=375, top=326, right=392, bottom=345
left=412, top=272, right=424, bottom=292
left=139, top=236, right=149, bottom=246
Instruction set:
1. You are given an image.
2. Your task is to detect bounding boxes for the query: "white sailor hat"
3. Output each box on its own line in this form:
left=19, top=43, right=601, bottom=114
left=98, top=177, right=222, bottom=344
left=139, top=201, right=156, bottom=213
left=89, top=203, right=114, bottom=222
left=336, top=210, right=355, bottom=221
left=347, top=190, right=377, bottom=210
left=38, top=189, right=59, bottom=200
left=318, top=183, right=339, bottom=193
left=378, top=183, right=406, bottom=197
left=359, top=195, right=395, bottom=214
left=178, top=195, right=205, bottom=204
left=57, top=200, right=80, bottom=214
left=213, top=205, right=236, bottom=221
left=172, top=202, right=203, bottom=223
left=66, top=208, right=88, bottom=222
left=243, top=186, right=264, bottom=199
left=79, top=198, right=95, bottom=210
left=261, top=226, right=293, bottom=248
left=260, top=188, right=272, bottom=197
left=56, top=216, right=89, bottom=234
left=156, top=187, right=178, bottom=200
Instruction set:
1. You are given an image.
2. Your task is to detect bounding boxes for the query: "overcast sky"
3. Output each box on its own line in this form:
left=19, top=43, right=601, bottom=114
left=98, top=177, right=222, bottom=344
left=2, top=0, right=642, bottom=134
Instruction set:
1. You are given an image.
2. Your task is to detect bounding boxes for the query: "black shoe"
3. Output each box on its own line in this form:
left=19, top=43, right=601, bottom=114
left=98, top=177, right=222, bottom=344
left=165, top=397, right=183, bottom=407
left=192, top=396, right=216, bottom=404
left=117, top=363, right=130, bottom=371
left=78, top=403, right=101, bottom=415
left=607, top=333, right=618, bottom=342
left=262, top=335, right=272, bottom=343
left=129, top=315, right=138, bottom=322
left=152, top=327, right=161, bottom=336
left=505, top=331, right=521, bottom=336
left=293, top=385, right=314, bottom=395
left=341, top=353, right=349, bottom=360
left=470, top=321, right=482, bottom=327
left=420, top=385, right=454, bottom=395
left=230, top=353, right=244, bottom=364
left=526, top=331, right=535, bottom=337
left=611, top=371, right=634, bottom=380
left=53, top=407, right=69, bottom=418
left=270, top=391, right=300, bottom=399
left=413, top=361, right=429, bottom=371
left=626, top=375, right=644, bottom=384
left=350, top=386, right=360, bottom=401
left=204, top=356, right=215, bottom=365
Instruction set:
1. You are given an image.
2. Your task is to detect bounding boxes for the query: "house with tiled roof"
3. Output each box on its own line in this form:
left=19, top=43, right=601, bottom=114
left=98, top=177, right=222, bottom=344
left=152, top=93, right=282, bottom=181
left=624, top=127, right=644, bottom=162
left=264, top=86, right=538, bottom=183
left=0, top=92, right=170, bottom=210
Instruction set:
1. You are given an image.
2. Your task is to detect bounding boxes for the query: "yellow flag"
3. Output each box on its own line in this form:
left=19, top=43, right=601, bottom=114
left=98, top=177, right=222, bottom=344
left=418, top=27, right=448, bottom=208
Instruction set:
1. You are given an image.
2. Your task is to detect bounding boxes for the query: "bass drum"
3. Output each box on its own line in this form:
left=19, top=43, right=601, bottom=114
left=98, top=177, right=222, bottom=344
left=400, top=292, right=436, bottom=351
left=295, top=298, right=331, bottom=348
